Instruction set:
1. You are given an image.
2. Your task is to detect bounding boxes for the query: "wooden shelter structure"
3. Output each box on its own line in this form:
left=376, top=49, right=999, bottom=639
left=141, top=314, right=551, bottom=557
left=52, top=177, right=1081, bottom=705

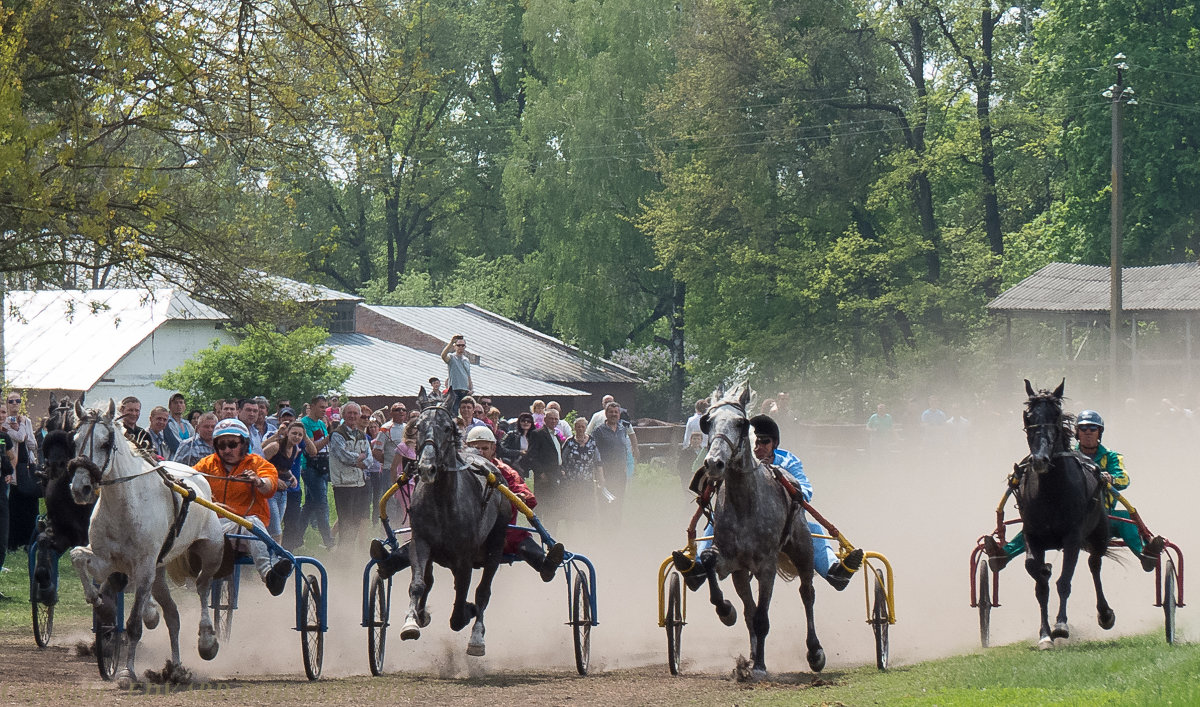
left=988, top=262, right=1200, bottom=401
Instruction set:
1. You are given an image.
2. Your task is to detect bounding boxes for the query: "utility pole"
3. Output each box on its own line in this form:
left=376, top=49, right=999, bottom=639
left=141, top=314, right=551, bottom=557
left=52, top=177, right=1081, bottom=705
left=1105, top=54, right=1135, bottom=405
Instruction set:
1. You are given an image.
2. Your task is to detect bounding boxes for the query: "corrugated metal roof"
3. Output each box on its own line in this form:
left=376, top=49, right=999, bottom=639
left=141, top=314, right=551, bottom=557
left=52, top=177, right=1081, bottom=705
left=5, top=289, right=228, bottom=390
left=989, top=262, right=1200, bottom=314
left=362, top=304, right=641, bottom=384
left=328, top=333, right=589, bottom=398
left=262, top=273, right=362, bottom=303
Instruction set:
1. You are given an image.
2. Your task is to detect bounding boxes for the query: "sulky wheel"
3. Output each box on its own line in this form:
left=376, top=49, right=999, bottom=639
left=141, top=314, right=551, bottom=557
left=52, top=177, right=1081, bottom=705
left=31, top=596, right=54, bottom=649
left=571, top=572, right=592, bottom=676
left=300, top=573, right=324, bottom=680
left=977, top=561, right=993, bottom=648
left=665, top=572, right=684, bottom=675
left=1164, top=558, right=1178, bottom=645
left=211, top=577, right=235, bottom=641
left=871, top=568, right=890, bottom=670
left=367, top=572, right=390, bottom=676
left=94, top=615, right=126, bottom=682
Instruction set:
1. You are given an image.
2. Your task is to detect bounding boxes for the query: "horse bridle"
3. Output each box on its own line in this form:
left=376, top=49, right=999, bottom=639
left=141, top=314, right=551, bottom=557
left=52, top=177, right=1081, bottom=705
left=705, top=401, right=747, bottom=459
left=416, top=405, right=458, bottom=463
left=76, top=413, right=116, bottom=484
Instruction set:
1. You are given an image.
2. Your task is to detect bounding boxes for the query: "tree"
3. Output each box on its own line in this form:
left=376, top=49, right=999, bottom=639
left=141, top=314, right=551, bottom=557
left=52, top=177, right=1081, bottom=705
left=157, top=325, right=351, bottom=411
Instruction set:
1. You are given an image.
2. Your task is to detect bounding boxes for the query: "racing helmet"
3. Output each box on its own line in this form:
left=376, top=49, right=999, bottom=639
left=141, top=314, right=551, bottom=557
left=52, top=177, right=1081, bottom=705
left=213, top=418, right=250, bottom=439
left=1077, top=409, right=1104, bottom=431
left=465, top=425, right=497, bottom=444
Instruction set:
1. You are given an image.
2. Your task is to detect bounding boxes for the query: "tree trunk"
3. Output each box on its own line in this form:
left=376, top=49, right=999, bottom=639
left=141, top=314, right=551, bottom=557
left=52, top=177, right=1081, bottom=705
left=977, top=6, right=1004, bottom=264
left=667, top=280, right=686, bottom=421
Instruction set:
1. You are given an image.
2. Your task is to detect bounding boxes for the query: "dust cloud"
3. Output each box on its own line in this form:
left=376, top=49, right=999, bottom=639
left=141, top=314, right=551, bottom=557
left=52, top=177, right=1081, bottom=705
left=119, top=380, right=1197, bottom=679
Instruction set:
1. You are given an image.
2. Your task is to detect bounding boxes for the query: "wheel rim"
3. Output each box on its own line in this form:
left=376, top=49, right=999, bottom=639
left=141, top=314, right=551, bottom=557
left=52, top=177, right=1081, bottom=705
left=666, top=573, right=683, bottom=675
left=977, top=562, right=992, bottom=649
left=872, top=568, right=889, bottom=670
left=96, top=626, right=123, bottom=681
left=572, top=573, right=591, bottom=675
left=1164, top=558, right=1177, bottom=645
left=368, top=573, right=388, bottom=676
left=213, top=579, right=234, bottom=641
left=300, top=574, right=324, bottom=680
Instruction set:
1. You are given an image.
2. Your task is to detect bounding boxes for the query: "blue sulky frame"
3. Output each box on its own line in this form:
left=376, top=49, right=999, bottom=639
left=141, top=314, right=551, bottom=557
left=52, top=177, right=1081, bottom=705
left=361, top=476, right=599, bottom=676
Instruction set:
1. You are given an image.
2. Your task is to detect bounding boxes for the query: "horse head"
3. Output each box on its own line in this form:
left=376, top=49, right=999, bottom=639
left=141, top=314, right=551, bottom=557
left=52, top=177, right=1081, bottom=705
left=44, top=394, right=78, bottom=434
left=69, top=399, right=121, bottom=504
left=700, top=384, right=752, bottom=481
left=413, top=389, right=462, bottom=482
left=1023, top=378, right=1068, bottom=475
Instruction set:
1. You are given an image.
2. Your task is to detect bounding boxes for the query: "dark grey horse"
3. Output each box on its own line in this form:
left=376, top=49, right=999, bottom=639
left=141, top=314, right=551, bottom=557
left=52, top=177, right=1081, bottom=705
left=32, top=395, right=88, bottom=605
left=1018, top=379, right=1113, bottom=649
left=399, top=388, right=510, bottom=656
left=695, top=385, right=824, bottom=680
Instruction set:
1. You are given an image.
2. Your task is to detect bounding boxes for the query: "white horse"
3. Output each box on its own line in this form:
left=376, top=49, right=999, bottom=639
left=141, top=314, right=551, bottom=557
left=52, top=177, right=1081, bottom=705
left=69, top=400, right=226, bottom=687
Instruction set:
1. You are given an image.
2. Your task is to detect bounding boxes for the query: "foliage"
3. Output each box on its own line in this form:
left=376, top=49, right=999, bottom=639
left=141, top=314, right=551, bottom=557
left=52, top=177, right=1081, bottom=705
left=157, top=325, right=351, bottom=410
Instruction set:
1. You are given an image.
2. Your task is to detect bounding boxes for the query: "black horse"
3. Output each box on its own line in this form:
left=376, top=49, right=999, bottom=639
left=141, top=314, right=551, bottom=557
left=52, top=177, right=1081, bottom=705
left=32, top=395, right=90, bottom=605
left=1018, top=379, right=1114, bottom=649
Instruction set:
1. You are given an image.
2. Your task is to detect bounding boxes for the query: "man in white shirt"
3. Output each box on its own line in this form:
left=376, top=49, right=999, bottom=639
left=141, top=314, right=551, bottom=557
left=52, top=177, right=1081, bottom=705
left=681, top=398, right=709, bottom=448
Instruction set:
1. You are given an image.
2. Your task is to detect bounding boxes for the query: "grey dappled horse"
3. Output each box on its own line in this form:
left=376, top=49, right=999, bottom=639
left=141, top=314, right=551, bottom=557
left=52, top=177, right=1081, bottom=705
left=399, top=387, right=511, bottom=656
left=1018, top=379, right=1114, bottom=649
left=695, top=385, right=823, bottom=680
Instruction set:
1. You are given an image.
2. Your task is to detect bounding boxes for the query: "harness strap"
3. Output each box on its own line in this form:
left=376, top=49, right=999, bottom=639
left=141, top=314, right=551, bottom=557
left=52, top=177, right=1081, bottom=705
left=157, top=468, right=197, bottom=564
left=768, top=465, right=805, bottom=545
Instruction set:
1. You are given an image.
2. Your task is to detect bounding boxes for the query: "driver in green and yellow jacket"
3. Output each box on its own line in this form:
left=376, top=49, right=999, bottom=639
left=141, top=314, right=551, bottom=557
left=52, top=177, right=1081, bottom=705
left=983, top=409, right=1164, bottom=572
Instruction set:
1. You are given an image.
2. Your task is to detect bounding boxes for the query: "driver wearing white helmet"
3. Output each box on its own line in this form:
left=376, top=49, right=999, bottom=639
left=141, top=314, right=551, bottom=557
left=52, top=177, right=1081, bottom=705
left=370, top=425, right=565, bottom=582
left=194, top=418, right=293, bottom=596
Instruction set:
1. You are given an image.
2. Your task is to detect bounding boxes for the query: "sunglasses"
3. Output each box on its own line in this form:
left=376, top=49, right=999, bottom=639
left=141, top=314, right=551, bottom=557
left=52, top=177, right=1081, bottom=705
left=1078, top=425, right=1101, bottom=432
left=214, top=439, right=243, bottom=451
left=753, top=439, right=773, bottom=447
left=6, top=399, right=19, bottom=404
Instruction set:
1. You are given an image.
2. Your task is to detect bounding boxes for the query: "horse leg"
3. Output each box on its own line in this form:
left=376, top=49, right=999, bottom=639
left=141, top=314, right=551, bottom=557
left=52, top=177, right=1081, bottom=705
left=466, top=562, right=498, bottom=656
left=1089, top=551, right=1116, bottom=629
left=193, top=540, right=222, bottom=660
left=1052, top=545, right=1081, bottom=641
left=700, top=549, right=736, bottom=626
left=118, top=578, right=153, bottom=688
left=401, top=542, right=432, bottom=640
left=69, top=547, right=106, bottom=607
left=448, top=564, right=477, bottom=633
left=417, top=559, right=434, bottom=627
left=1024, top=549, right=1054, bottom=649
left=797, top=564, right=825, bottom=672
left=150, top=568, right=182, bottom=666
left=730, top=571, right=758, bottom=662
left=34, top=531, right=57, bottom=605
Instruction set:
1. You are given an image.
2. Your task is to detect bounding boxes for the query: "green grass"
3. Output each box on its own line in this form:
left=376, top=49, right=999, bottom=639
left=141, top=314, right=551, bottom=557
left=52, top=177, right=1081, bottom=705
left=745, top=633, right=1200, bottom=706
left=0, top=548, right=92, bottom=630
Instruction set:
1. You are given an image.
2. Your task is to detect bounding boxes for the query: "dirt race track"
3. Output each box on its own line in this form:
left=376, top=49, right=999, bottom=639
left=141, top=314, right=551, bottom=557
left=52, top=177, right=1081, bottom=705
left=4, top=395, right=1196, bottom=705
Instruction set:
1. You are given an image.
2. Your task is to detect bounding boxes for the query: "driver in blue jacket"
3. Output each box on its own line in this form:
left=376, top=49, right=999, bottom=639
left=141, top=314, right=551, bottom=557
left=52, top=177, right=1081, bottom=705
left=673, top=415, right=863, bottom=591
left=983, top=409, right=1164, bottom=572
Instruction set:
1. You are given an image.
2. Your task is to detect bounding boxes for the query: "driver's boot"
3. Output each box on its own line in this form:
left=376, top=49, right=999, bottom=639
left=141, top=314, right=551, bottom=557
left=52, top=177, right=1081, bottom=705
left=671, top=550, right=708, bottom=591
left=370, top=539, right=412, bottom=579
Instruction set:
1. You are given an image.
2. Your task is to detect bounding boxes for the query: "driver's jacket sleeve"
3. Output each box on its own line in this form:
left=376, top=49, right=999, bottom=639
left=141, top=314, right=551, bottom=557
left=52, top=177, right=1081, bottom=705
left=1086, top=442, right=1128, bottom=509
left=773, top=448, right=812, bottom=502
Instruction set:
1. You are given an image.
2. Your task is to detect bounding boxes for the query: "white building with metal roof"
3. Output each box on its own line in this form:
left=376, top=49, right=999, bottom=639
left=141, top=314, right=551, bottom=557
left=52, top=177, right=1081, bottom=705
left=3, top=289, right=236, bottom=413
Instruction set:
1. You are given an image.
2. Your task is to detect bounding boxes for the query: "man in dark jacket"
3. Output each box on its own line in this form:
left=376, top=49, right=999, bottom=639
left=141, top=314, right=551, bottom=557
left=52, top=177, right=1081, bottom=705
left=526, top=417, right=562, bottom=521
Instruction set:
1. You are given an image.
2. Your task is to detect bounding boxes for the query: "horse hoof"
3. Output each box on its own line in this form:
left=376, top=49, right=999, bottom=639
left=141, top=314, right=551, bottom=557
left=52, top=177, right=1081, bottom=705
left=808, top=648, right=826, bottom=673
left=1051, top=623, right=1069, bottom=640
left=143, top=607, right=160, bottom=631
left=1037, top=637, right=1053, bottom=650
left=418, top=610, right=432, bottom=628
left=717, top=601, right=737, bottom=627
left=401, top=619, right=422, bottom=641
left=116, top=670, right=135, bottom=689
left=750, top=668, right=767, bottom=682
left=1098, top=609, right=1116, bottom=630
left=466, top=642, right=486, bottom=657
left=198, top=637, right=219, bottom=661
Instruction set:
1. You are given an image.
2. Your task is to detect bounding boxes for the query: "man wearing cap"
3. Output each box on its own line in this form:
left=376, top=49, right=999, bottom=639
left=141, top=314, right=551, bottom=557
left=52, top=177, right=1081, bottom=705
left=982, top=408, right=1165, bottom=572
left=370, top=425, right=565, bottom=582
left=164, top=393, right=193, bottom=456
left=672, top=414, right=862, bottom=592
left=193, top=418, right=292, bottom=595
